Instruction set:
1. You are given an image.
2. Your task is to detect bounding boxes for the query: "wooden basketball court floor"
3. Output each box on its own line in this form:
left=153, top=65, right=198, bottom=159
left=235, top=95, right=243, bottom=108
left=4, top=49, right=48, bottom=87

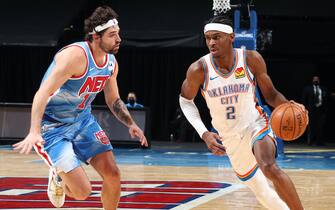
left=1, top=141, right=335, bottom=210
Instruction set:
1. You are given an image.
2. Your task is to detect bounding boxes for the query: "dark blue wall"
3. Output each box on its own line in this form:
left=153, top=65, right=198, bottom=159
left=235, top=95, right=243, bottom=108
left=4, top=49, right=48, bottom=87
left=1, top=0, right=335, bottom=142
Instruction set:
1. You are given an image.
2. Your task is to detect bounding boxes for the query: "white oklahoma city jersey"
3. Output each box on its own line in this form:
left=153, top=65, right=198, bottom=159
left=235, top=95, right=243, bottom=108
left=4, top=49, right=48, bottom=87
left=201, top=48, right=266, bottom=137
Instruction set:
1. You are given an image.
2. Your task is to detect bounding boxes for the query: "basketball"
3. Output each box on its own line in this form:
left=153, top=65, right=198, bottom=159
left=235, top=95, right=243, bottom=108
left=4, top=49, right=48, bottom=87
left=270, top=102, right=308, bottom=141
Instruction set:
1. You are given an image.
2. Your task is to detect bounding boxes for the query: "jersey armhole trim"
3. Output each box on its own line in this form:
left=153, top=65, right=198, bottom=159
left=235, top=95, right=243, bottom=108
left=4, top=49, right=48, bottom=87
left=68, top=45, right=89, bottom=80
left=112, top=58, right=118, bottom=75
left=201, top=58, right=209, bottom=91
left=243, top=50, right=255, bottom=85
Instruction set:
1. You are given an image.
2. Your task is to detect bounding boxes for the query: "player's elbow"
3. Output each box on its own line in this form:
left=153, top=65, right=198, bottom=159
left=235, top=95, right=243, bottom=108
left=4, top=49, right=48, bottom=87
left=33, top=88, right=52, bottom=103
left=104, top=94, right=116, bottom=108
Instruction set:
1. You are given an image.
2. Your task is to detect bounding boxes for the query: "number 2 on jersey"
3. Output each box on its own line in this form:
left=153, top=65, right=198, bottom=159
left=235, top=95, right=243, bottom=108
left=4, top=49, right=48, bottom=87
left=226, top=106, right=236, bottom=119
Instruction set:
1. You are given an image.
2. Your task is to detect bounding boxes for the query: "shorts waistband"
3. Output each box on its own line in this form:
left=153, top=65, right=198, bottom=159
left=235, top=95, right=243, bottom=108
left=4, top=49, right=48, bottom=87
left=43, top=114, right=61, bottom=123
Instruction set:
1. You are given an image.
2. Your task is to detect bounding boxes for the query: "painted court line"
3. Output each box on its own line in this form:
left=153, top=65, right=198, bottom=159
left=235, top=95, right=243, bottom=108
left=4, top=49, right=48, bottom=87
left=170, top=184, right=245, bottom=210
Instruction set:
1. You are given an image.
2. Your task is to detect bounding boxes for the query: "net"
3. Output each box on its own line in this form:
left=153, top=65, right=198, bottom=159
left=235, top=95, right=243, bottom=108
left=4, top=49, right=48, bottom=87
left=213, top=0, right=231, bottom=15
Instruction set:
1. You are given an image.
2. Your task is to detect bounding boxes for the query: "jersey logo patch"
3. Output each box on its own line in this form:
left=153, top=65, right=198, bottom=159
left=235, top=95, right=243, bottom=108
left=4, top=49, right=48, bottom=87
left=78, top=75, right=110, bottom=96
left=95, top=130, right=110, bottom=145
left=108, top=61, right=114, bottom=71
left=235, top=67, right=245, bottom=79
left=210, top=76, right=219, bottom=80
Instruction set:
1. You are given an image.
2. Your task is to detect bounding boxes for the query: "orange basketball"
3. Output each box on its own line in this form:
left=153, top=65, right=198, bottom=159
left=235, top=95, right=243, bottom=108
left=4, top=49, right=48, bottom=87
left=270, top=102, right=308, bottom=141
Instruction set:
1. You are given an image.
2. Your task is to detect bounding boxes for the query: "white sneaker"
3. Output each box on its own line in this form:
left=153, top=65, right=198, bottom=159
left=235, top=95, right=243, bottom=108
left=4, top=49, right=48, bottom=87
left=47, top=168, right=65, bottom=207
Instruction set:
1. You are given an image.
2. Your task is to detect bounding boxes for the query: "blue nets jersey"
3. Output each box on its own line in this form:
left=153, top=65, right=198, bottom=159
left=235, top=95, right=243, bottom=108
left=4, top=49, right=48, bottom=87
left=42, top=41, right=117, bottom=123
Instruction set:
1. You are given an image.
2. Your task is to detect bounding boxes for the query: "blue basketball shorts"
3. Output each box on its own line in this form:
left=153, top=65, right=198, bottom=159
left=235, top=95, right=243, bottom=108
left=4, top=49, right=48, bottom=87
left=34, top=114, right=113, bottom=173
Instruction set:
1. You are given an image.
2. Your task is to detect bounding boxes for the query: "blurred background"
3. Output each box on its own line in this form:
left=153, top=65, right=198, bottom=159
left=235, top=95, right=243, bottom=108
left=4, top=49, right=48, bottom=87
left=1, top=0, right=335, bottom=144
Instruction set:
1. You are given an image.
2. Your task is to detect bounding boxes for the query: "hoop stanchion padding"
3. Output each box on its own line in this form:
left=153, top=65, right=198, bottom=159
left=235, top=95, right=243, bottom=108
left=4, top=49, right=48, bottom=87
left=233, top=10, right=257, bottom=50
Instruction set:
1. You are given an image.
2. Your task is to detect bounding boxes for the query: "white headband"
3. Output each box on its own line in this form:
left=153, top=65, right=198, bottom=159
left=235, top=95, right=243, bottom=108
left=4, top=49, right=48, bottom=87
left=89, top=19, right=119, bottom=35
left=204, top=23, right=233, bottom=34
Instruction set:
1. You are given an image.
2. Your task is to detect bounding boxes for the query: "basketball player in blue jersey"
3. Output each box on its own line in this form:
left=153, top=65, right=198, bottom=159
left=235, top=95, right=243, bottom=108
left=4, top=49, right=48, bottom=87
left=179, top=15, right=306, bottom=210
left=13, top=6, right=148, bottom=210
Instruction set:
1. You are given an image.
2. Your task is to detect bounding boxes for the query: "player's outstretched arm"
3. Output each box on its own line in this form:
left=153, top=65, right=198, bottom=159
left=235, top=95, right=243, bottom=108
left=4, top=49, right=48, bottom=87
left=104, top=64, right=148, bottom=147
left=247, top=50, right=288, bottom=108
left=247, top=50, right=308, bottom=116
left=13, top=47, right=86, bottom=154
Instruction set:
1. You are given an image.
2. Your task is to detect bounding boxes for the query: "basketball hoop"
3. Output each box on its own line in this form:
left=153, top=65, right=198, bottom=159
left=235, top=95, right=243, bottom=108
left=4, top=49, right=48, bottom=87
left=212, top=0, right=231, bottom=15
left=213, top=0, right=254, bottom=16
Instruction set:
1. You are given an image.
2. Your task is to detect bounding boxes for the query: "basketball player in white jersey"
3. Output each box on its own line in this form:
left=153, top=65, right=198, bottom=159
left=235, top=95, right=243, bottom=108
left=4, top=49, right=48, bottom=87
left=13, top=6, right=148, bottom=210
left=179, top=15, right=305, bottom=210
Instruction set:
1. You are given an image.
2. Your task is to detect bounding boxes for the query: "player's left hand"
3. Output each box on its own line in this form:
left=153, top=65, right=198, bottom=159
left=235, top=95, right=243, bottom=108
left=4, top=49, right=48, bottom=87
left=129, top=123, right=148, bottom=147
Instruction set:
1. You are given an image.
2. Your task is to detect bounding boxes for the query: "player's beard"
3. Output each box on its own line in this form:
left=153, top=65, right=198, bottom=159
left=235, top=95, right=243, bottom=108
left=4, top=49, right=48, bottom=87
left=99, top=40, right=119, bottom=54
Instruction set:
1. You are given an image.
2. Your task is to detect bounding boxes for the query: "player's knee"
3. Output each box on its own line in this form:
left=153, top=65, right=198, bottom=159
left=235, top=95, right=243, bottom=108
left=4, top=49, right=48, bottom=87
left=110, top=167, right=121, bottom=180
left=259, top=162, right=281, bottom=179
left=102, top=165, right=121, bottom=181
left=71, top=184, right=92, bottom=200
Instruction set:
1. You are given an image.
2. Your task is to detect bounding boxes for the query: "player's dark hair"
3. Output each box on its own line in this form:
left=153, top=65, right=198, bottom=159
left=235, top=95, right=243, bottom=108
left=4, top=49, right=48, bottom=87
left=206, top=14, right=233, bottom=27
left=84, top=5, right=119, bottom=42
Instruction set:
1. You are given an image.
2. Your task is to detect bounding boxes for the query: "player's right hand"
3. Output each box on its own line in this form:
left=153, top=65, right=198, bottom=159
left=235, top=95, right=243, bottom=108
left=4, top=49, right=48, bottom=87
left=202, top=131, right=226, bottom=156
left=289, top=100, right=309, bottom=125
left=13, top=133, right=45, bottom=154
